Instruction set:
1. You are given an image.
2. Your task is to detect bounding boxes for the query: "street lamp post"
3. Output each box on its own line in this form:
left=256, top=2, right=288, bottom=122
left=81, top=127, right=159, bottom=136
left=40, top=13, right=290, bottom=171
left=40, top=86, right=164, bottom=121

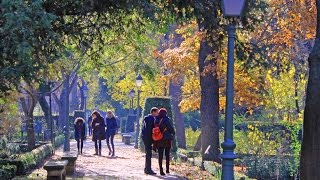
left=221, top=0, right=246, bottom=179
left=82, top=84, right=89, bottom=135
left=134, top=74, right=143, bottom=149
left=129, top=89, right=135, bottom=115
left=48, top=82, right=54, bottom=147
left=82, top=84, right=89, bottom=115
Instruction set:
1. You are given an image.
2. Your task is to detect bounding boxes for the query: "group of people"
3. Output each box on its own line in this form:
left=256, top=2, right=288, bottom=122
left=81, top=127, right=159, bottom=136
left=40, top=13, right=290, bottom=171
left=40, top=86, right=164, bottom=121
left=73, top=110, right=118, bottom=157
left=141, top=107, right=175, bottom=176
left=73, top=107, right=175, bottom=176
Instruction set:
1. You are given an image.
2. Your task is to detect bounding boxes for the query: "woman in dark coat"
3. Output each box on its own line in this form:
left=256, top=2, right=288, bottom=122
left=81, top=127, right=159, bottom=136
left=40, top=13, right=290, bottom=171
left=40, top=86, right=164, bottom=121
left=154, top=108, right=175, bottom=176
left=105, top=110, right=118, bottom=157
left=91, top=111, right=106, bottom=156
left=74, top=117, right=86, bottom=154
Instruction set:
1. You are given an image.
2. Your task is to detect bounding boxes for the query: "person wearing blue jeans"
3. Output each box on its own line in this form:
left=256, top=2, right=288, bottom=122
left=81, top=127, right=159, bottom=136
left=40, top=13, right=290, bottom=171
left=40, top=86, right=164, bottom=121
left=105, top=110, right=118, bottom=157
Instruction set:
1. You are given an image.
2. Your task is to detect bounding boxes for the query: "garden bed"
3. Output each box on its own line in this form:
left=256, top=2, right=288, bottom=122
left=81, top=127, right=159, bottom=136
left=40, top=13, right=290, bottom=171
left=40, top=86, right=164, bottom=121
left=0, top=135, right=65, bottom=179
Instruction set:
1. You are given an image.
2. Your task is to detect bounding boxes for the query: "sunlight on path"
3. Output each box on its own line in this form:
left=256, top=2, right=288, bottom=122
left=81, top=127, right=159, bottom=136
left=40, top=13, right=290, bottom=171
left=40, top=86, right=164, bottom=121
left=25, top=136, right=186, bottom=180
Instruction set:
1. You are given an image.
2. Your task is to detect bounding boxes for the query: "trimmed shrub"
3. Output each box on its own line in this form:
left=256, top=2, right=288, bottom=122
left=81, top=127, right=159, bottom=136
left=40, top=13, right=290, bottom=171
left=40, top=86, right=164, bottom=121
left=241, top=155, right=294, bottom=179
left=17, top=144, right=54, bottom=174
left=120, top=117, right=126, bottom=133
left=125, top=115, right=136, bottom=133
left=0, top=164, right=17, bottom=179
left=139, top=97, right=177, bottom=152
left=0, top=143, right=56, bottom=176
left=54, top=134, right=64, bottom=148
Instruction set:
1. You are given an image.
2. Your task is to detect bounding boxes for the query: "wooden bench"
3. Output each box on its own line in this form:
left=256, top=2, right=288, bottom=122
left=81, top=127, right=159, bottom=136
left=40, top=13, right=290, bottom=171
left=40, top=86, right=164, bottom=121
left=123, top=135, right=132, bottom=145
left=61, top=152, right=78, bottom=175
left=43, top=160, right=68, bottom=180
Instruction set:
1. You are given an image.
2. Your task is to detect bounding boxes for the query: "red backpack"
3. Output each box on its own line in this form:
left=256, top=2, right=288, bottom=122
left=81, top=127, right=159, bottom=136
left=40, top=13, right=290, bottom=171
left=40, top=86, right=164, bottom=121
left=152, top=119, right=166, bottom=141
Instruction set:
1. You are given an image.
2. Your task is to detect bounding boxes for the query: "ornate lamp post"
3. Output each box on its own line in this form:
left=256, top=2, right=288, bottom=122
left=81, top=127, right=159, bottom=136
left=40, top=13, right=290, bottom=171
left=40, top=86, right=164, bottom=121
left=134, top=74, right=143, bottom=149
left=81, top=84, right=89, bottom=135
left=221, top=0, right=246, bottom=179
left=129, top=89, right=135, bottom=115
left=82, top=84, right=89, bottom=115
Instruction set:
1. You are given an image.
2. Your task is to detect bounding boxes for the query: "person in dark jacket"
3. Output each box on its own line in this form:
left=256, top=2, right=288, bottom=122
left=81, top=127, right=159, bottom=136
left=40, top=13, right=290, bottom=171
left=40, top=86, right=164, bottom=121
left=105, top=110, right=118, bottom=157
left=88, top=115, right=93, bottom=136
left=91, top=111, right=106, bottom=156
left=154, top=108, right=175, bottom=176
left=141, top=107, right=159, bottom=175
left=74, top=117, right=86, bottom=154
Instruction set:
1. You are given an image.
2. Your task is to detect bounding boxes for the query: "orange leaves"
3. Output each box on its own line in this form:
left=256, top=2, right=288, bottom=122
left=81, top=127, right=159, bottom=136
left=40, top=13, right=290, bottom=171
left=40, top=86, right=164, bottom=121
left=257, top=0, right=316, bottom=48
left=157, top=21, right=262, bottom=113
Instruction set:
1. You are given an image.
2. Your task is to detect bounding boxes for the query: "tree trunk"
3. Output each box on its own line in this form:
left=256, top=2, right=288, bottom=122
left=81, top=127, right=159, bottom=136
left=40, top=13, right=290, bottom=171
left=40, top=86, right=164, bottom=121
left=194, top=132, right=201, bottom=151
left=198, top=36, right=220, bottom=162
left=300, top=1, right=320, bottom=175
left=58, top=87, right=67, bottom=129
left=64, top=75, right=70, bottom=151
left=169, top=79, right=186, bottom=149
left=294, top=82, right=300, bottom=114
left=300, top=46, right=320, bottom=178
left=26, top=113, right=36, bottom=151
left=39, top=95, right=50, bottom=128
left=70, top=78, right=79, bottom=112
left=20, top=85, right=37, bottom=151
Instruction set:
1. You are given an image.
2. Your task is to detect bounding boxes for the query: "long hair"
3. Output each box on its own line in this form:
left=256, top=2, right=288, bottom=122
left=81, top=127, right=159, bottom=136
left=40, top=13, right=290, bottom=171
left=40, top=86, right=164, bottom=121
left=158, top=108, right=167, bottom=119
left=91, top=110, right=102, bottom=119
left=106, top=110, right=115, bottom=119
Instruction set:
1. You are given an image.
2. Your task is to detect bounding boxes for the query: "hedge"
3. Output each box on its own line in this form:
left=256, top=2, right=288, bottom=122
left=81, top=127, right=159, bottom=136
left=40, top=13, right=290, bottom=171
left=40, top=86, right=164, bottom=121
left=54, top=134, right=64, bottom=148
left=0, top=164, right=17, bottom=179
left=120, top=117, right=126, bottom=133
left=236, top=154, right=296, bottom=179
left=0, top=134, right=65, bottom=177
left=17, top=144, right=54, bottom=174
left=138, top=97, right=177, bottom=152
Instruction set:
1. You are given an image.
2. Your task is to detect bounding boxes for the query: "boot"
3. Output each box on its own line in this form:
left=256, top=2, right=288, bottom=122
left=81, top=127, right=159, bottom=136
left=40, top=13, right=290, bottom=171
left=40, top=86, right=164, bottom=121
left=166, top=161, right=170, bottom=173
left=111, top=148, right=115, bottom=157
left=99, top=149, right=102, bottom=156
left=160, top=167, right=165, bottom=176
left=107, top=142, right=112, bottom=156
left=94, top=148, right=98, bottom=155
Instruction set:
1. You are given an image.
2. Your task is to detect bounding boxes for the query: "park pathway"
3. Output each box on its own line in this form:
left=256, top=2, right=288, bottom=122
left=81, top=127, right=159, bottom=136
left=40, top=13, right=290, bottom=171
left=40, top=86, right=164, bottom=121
left=27, top=136, right=187, bottom=180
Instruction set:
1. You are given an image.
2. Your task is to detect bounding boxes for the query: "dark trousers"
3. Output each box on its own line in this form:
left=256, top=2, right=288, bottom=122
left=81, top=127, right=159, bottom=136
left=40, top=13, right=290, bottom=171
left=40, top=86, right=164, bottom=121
left=158, top=147, right=170, bottom=171
left=106, top=134, right=115, bottom=154
left=94, top=140, right=102, bottom=149
left=144, top=142, right=153, bottom=172
left=77, top=139, right=83, bottom=152
left=88, top=127, right=92, bottom=135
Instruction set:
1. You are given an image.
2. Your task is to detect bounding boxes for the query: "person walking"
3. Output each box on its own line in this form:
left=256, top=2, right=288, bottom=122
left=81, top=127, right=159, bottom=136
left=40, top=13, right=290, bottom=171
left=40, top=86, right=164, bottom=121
left=74, top=117, right=86, bottom=154
left=88, top=115, right=93, bottom=136
left=141, top=107, right=158, bottom=175
left=105, top=110, right=118, bottom=157
left=154, top=108, right=175, bottom=176
left=91, top=111, right=106, bottom=156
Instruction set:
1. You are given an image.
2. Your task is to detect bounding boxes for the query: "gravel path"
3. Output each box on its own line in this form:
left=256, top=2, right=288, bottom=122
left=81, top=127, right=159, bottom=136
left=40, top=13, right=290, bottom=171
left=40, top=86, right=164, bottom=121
left=23, top=136, right=186, bottom=180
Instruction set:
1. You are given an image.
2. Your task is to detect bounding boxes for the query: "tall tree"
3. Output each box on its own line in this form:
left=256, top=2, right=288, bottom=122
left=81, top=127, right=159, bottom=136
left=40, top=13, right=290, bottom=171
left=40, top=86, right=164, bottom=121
left=300, top=0, right=320, bottom=178
left=19, top=82, right=38, bottom=150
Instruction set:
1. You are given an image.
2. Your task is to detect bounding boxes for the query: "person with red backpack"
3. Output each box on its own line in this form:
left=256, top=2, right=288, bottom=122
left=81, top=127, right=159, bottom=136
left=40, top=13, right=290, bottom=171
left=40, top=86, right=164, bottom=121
left=153, top=108, right=175, bottom=176
left=141, top=107, right=159, bottom=175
